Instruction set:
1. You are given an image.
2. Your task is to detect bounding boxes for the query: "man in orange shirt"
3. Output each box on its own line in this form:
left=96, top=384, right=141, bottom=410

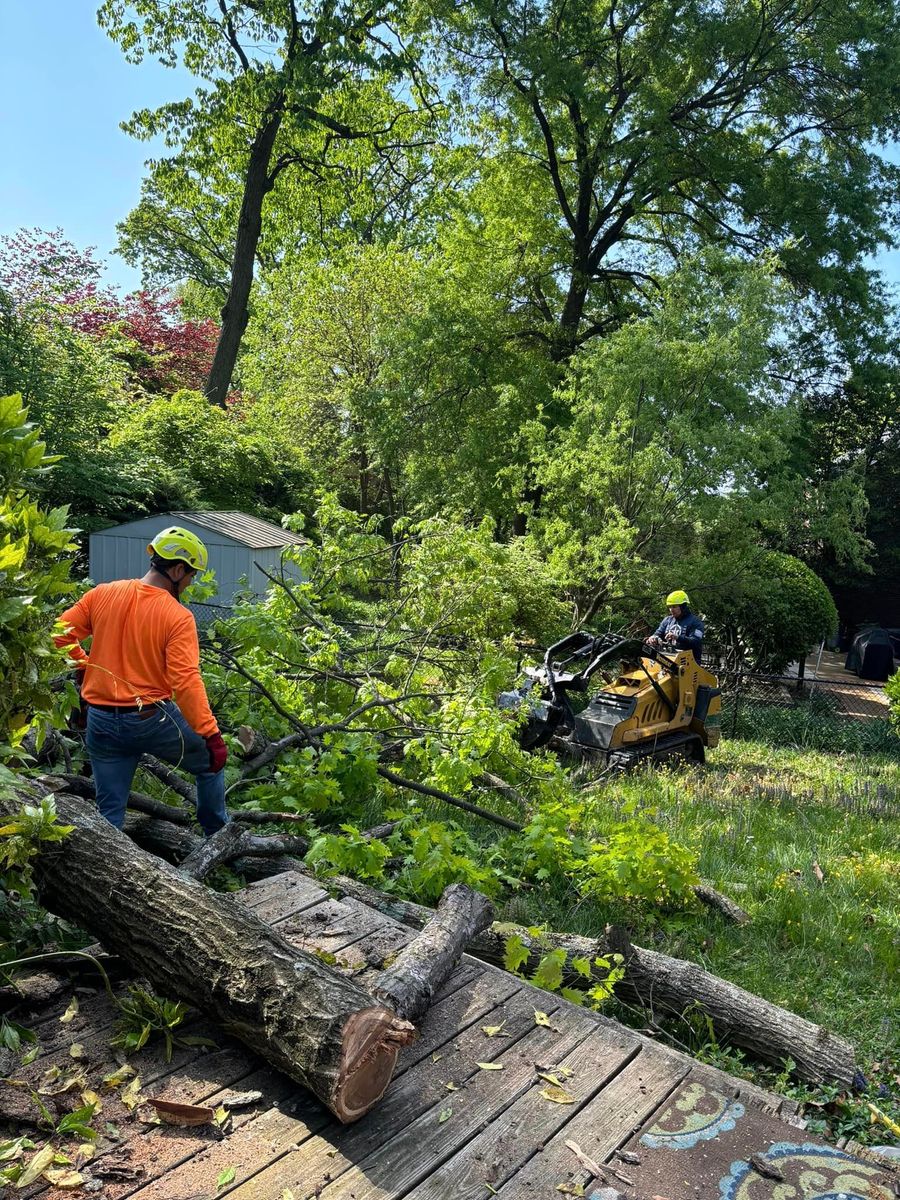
left=56, top=526, right=229, bottom=835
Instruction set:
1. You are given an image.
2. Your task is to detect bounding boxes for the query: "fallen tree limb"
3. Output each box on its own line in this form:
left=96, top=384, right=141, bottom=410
left=1, top=786, right=414, bottom=1122
left=140, top=755, right=195, bottom=802
left=475, top=771, right=527, bottom=809
left=181, top=823, right=310, bottom=880
left=61, top=773, right=311, bottom=829
left=181, top=822, right=252, bottom=879
left=112, top=812, right=854, bottom=1083
left=372, top=883, right=494, bottom=1023
left=321, top=873, right=856, bottom=1086
left=239, top=730, right=310, bottom=776
left=123, top=814, right=302, bottom=880
left=693, top=882, right=751, bottom=925
left=60, top=773, right=193, bottom=824
left=376, top=765, right=523, bottom=831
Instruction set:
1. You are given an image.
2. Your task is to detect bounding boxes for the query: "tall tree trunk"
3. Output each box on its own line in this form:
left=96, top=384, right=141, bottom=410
left=555, top=260, right=589, bottom=362
left=205, top=107, right=283, bottom=408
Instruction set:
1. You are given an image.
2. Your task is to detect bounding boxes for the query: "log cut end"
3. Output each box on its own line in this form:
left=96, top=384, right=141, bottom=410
left=333, top=1007, right=417, bottom=1123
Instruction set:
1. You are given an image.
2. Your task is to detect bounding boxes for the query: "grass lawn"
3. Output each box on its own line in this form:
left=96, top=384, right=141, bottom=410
left=492, top=739, right=900, bottom=1146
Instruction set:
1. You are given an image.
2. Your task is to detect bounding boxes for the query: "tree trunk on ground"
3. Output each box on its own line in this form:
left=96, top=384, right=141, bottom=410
left=1, top=788, right=413, bottom=1123
left=372, top=883, right=494, bottom=1023
left=118, top=802, right=855, bottom=1084
left=613, top=941, right=856, bottom=1085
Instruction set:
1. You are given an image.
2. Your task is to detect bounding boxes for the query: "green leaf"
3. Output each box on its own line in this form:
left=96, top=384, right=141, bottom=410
left=503, top=934, right=530, bottom=974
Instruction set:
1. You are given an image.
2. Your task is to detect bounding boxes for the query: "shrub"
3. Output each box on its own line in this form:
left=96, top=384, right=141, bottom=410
left=705, top=551, right=837, bottom=672
left=0, top=395, right=78, bottom=754
left=886, top=668, right=900, bottom=733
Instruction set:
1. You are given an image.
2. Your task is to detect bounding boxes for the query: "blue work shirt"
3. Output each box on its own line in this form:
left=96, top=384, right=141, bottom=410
left=653, top=608, right=704, bottom=662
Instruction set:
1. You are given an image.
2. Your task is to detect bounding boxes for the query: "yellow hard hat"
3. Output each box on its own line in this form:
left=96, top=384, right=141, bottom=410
left=147, top=526, right=208, bottom=572
left=666, top=589, right=689, bottom=606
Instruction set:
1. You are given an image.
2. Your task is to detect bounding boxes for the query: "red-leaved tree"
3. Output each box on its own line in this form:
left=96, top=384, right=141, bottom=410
left=0, top=229, right=219, bottom=395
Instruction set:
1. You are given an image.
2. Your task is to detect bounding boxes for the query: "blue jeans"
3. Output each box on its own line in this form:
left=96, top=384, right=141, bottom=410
left=86, top=700, right=228, bottom=836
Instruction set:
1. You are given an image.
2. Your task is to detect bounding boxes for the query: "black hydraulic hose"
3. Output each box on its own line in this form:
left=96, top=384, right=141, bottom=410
left=639, top=656, right=677, bottom=717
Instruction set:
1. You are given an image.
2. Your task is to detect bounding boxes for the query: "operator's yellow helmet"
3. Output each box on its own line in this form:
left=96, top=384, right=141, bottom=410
left=666, top=589, right=690, bottom=606
left=147, top=526, right=208, bottom=572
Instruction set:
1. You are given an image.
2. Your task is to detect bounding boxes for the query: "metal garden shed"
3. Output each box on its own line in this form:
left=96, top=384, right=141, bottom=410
left=88, top=511, right=308, bottom=627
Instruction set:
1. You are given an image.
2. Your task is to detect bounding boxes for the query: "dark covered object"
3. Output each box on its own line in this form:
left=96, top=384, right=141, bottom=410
left=845, top=627, right=895, bottom=681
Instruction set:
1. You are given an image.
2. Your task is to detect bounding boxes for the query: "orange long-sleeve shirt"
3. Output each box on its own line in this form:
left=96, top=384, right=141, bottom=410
left=55, top=580, right=218, bottom=737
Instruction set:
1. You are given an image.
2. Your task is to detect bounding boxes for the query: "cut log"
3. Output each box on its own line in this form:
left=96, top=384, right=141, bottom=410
left=372, top=883, right=494, bottom=1023
left=320, top=874, right=857, bottom=1086
left=236, top=723, right=270, bottom=759
left=115, top=802, right=855, bottom=1084
left=0, top=787, right=414, bottom=1122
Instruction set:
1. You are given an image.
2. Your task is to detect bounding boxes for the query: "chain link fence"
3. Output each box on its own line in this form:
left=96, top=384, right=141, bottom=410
left=716, top=670, right=897, bottom=754
left=190, top=601, right=235, bottom=632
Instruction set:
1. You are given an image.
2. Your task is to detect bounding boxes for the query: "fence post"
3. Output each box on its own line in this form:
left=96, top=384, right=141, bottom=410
left=731, top=669, right=742, bottom=737
left=795, top=655, right=806, bottom=697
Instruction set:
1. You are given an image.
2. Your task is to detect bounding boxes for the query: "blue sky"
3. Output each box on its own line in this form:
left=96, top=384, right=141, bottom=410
left=0, top=2, right=193, bottom=291
left=1, top=1, right=898, bottom=294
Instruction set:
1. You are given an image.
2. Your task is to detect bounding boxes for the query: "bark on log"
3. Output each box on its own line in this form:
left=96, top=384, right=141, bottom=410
left=181, top=822, right=250, bottom=879
left=181, top=823, right=309, bottom=881
left=140, top=755, right=196, bottom=803
left=124, top=813, right=303, bottom=881
left=117, top=804, right=855, bottom=1083
left=617, top=942, right=856, bottom=1084
left=1, top=788, right=414, bottom=1122
left=372, top=883, right=494, bottom=1023
left=693, top=882, right=751, bottom=925
left=322, top=874, right=856, bottom=1085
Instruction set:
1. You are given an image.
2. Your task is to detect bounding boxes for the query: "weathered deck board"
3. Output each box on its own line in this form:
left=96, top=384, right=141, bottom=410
left=236, top=871, right=328, bottom=922
left=311, top=1011, right=602, bottom=1200
left=15, top=869, right=896, bottom=1200
left=27, top=884, right=485, bottom=1200
left=492, top=1047, right=691, bottom=1198
left=402, top=1026, right=642, bottom=1200
left=120, top=967, right=525, bottom=1200
left=224, top=979, right=560, bottom=1198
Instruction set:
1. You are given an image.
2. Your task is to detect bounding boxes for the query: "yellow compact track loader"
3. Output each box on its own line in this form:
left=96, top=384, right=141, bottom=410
left=499, top=631, right=722, bottom=771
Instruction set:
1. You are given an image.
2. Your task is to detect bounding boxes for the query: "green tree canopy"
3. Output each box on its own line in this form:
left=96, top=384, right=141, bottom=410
left=100, top=0, right=438, bottom=405
left=429, top=0, right=900, bottom=365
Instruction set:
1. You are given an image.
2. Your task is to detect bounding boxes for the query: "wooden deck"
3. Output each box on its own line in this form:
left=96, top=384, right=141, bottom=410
left=8, top=872, right=897, bottom=1200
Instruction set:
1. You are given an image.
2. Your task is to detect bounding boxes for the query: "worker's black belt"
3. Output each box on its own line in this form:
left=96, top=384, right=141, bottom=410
left=87, top=702, right=165, bottom=719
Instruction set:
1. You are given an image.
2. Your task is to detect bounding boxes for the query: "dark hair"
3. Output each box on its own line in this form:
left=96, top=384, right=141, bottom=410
left=150, top=553, right=195, bottom=576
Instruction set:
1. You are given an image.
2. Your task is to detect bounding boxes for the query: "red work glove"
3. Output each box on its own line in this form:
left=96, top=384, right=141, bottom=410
left=205, top=732, right=228, bottom=774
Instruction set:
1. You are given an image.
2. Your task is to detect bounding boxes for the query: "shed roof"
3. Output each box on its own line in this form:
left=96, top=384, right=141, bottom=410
left=166, top=511, right=308, bottom=549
